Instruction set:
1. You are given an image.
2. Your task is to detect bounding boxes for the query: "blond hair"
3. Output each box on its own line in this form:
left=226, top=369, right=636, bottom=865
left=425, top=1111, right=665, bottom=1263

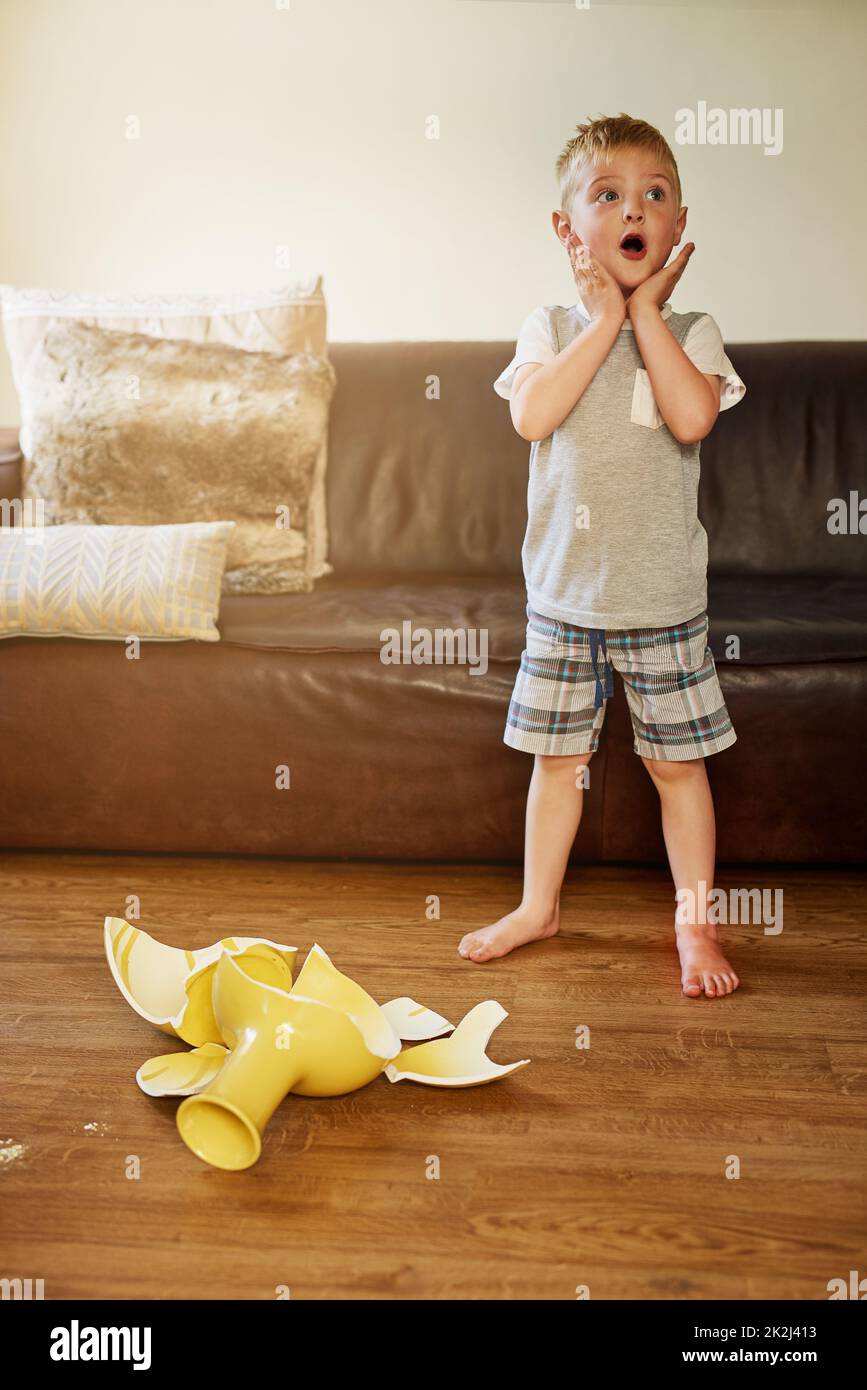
left=555, top=113, right=682, bottom=219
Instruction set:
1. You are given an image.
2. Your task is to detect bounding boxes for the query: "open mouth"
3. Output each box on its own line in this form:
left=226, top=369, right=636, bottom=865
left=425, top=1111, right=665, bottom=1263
left=619, top=234, right=647, bottom=260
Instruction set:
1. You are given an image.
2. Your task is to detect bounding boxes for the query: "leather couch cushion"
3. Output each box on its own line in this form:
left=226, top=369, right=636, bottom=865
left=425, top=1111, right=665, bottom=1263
left=217, top=572, right=867, bottom=665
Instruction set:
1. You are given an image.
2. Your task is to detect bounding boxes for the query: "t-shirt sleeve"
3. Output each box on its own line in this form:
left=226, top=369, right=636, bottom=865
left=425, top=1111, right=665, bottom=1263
left=493, top=305, right=556, bottom=399
left=682, top=313, right=746, bottom=411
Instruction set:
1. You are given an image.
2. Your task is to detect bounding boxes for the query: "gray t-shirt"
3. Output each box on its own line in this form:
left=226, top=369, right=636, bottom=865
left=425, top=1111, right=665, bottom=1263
left=493, top=302, right=746, bottom=629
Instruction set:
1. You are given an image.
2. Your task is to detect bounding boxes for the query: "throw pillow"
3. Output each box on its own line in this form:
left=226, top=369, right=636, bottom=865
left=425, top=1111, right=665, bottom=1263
left=0, top=277, right=334, bottom=580
left=0, top=521, right=235, bottom=641
left=18, top=319, right=336, bottom=594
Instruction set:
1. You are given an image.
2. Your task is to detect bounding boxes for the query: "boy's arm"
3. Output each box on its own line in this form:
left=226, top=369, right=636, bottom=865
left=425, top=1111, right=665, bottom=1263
left=629, top=301, right=720, bottom=444
left=511, top=310, right=624, bottom=442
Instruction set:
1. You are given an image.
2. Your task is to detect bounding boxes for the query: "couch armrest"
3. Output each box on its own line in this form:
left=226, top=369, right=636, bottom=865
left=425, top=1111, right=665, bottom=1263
left=0, top=426, right=22, bottom=503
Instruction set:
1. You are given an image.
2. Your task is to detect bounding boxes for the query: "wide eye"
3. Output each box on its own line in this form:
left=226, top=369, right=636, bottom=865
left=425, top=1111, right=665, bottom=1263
left=597, top=189, right=618, bottom=203
left=646, top=186, right=665, bottom=201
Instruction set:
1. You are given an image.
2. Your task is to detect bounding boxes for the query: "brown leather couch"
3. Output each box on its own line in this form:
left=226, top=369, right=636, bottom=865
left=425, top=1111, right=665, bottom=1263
left=1, top=339, right=865, bottom=863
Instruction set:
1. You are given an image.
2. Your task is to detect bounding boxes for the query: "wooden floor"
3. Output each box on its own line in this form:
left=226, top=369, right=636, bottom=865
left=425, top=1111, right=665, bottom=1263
left=1, top=852, right=865, bottom=1301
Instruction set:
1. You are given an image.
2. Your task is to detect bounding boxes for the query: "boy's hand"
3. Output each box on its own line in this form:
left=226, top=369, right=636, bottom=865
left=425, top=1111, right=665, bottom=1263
left=566, top=233, right=625, bottom=326
left=626, top=242, right=695, bottom=319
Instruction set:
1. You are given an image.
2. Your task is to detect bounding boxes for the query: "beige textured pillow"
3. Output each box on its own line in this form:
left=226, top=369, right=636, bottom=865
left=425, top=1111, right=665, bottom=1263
left=0, top=521, right=235, bottom=641
left=0, top=278, right=333, bottom=580
left=18, top=319, right=336, bottom=594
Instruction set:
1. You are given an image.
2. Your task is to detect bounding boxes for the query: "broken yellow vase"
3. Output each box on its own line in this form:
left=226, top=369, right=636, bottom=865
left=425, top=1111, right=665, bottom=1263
left=176, top=944, right=402, bottom=1170
left=384, top=1000, right=530, bottom=1087
left=136, top=1043, right=229, bottom=1098
left=104, top=917, right=297, bottom=1047
left=380, top=996, right=453, bottom=1040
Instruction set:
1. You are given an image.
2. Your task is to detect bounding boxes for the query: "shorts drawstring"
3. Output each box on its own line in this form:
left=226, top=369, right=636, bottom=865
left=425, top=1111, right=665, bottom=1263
left=587, top=627, right=614, bottom=709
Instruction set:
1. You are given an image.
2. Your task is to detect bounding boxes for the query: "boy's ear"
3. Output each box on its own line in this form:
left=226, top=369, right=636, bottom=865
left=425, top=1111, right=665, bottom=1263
left=552, top=209, right=578, bottom=247
left=672, top=205, right=688, bottom=244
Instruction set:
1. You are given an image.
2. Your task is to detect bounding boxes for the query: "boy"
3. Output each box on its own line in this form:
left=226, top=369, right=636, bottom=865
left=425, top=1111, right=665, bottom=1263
left=458, top=115, right=746, bottom=999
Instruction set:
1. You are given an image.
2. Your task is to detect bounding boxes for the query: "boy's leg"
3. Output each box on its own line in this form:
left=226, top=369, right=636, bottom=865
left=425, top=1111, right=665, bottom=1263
left=640, top=755, right=740, bottom=998
left=610, top=608, right=739, bottom=998
left=458, top=750, right=592, bottom=963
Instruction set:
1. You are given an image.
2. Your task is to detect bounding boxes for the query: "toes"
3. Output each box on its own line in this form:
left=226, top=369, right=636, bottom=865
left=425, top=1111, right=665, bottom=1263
left=680, top=950, right=741, bottom=997
left=461, top=938, right=493, bottom=962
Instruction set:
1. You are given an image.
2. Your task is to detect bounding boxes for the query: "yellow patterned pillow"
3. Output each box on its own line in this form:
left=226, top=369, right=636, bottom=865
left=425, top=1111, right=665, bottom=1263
left=0, top=521, right=235, bottom=641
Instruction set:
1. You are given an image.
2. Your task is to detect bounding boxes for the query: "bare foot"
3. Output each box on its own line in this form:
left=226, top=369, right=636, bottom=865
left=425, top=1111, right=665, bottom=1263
left=676, top=921, right=741, bottom=998
left=458, top=904, right=560, bottom=963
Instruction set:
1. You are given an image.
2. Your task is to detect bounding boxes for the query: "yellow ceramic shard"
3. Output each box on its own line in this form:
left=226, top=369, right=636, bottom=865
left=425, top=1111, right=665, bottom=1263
left=176, top=944, right=403, bottom=1171
left=136, top=1043, right=229, bottom=1097
left=384, top=1000, right=530, bottom=1087
left=104, top=917, right=297, bottom=1046
left=289, top=944, right=403, bottom=1065
left=380, top=997, right=454, bottom=1041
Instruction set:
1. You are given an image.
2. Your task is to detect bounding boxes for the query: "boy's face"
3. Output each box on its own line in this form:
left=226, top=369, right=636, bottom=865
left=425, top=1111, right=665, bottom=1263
left=553, top=145, right=688, bottom=296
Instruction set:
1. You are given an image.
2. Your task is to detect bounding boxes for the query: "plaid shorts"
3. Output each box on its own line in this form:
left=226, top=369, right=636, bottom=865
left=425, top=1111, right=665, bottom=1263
left=504, top=603, right=737, bottom=761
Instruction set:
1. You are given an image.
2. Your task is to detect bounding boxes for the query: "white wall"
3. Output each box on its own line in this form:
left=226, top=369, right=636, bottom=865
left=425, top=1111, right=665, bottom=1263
left=1, top=0, right=865, bottom=425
